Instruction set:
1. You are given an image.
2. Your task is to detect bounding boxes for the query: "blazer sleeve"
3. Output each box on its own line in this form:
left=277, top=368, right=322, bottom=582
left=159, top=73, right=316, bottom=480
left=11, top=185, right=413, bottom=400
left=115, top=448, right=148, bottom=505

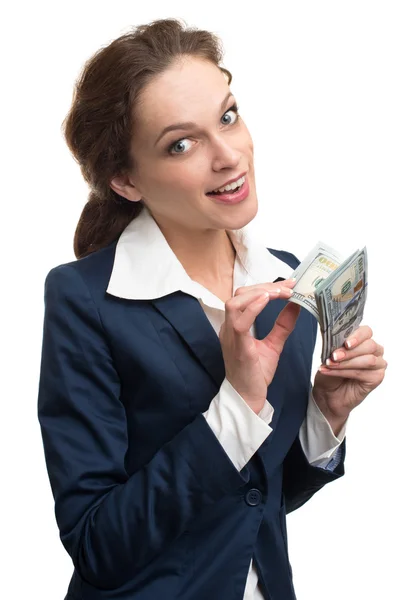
left=37, top=265, right=250, bottom=590
left=282, top=433, right=346, bottom=514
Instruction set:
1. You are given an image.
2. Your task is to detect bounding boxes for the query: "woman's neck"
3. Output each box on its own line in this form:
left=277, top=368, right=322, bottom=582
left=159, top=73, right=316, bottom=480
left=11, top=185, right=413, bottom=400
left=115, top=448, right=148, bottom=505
left=156, top=220, right=236, bottom=286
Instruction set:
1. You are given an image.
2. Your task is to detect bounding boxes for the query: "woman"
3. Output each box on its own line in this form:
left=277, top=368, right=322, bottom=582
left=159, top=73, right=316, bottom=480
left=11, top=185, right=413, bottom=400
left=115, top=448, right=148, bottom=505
left=37, top=18, right=387, bottom=600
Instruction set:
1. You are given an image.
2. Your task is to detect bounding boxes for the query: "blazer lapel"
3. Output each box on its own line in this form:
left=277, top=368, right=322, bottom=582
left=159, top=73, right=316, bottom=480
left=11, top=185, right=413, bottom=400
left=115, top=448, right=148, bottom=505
left=152, top=292, right=226, bottom=389
left=151, top=289, right=289, bottom=410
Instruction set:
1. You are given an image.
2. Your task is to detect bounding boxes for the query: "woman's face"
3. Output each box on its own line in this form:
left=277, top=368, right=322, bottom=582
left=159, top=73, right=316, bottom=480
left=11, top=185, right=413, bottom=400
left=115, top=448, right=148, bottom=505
left=112, top=56, right=258, bottom=235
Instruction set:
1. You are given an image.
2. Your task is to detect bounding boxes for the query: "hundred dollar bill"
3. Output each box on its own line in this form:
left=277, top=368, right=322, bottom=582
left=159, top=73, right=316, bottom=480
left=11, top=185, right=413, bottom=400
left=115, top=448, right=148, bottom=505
left=288, top=242, right=344, bottom=320
left=287, top=242, right=368, bottom=363
left=317, top=248, right=368, bottom=362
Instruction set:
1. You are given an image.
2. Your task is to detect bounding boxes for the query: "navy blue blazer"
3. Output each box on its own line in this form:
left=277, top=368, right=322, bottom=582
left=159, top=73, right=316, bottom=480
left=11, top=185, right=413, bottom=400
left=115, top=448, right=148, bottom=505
left=37, top=240, right=345, bottom=600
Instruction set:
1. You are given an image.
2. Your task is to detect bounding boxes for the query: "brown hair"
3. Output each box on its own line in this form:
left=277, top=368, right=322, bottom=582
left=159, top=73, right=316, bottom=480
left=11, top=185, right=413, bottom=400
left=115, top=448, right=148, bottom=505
left=62, top=18, right=232, bottom=259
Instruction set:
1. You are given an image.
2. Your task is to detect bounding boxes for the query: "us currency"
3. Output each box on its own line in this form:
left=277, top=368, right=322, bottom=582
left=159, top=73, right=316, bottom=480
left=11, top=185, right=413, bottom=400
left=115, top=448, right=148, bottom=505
left=288, top=242, right=344, bottom=319
left=317, top=248, right=368, bottom=362
left=287, top=242, right=368, bottom=363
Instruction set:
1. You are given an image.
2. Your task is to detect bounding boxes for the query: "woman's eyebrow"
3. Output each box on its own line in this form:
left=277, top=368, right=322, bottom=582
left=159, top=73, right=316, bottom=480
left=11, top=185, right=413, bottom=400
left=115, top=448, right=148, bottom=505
left=154, top=91, right=234, bottom=146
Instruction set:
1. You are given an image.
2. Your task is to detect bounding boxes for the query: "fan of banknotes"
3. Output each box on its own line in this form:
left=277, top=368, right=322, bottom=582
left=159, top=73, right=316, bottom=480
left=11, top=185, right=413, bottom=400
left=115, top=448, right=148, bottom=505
left=287, top=242, right=368, bottom=363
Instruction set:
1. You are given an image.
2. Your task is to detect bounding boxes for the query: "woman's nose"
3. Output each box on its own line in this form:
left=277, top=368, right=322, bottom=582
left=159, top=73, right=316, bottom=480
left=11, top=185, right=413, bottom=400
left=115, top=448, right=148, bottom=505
left=210, top=137, right=241, bottom=170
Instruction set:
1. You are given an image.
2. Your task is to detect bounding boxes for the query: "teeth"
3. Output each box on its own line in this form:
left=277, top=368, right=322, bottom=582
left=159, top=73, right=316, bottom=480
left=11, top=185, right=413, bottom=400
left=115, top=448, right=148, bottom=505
left=211, top=175, right=245, bottom=193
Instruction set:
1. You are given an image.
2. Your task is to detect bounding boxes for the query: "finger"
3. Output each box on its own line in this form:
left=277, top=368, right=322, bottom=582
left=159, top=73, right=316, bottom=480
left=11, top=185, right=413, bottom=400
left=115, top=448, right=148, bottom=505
left=225, top=289, right=272, bottom=338
left=233, top=286, right=294, bottom=301
left=234, top=278, right=296, bottom=297
left=279, top=277, right=297, bottom=288
left=227, top=289, right=272, bottom=313
left=324, top=355, right=388, bottom=370
left=229, top=287, right=293, bottom=316
left=318, top=367, right=387, bottom=384
left=330, top=339, right=383, bottom=362
left=344, top=325, right=373, bottom=349
left=374, top=344, right=385, bottom=357
left=265, top=302, right=301, bottom=354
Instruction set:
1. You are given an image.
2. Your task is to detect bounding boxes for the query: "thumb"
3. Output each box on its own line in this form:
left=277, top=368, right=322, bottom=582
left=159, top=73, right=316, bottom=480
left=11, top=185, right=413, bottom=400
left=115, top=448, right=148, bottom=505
left=265, top=302, right=301, bottom=355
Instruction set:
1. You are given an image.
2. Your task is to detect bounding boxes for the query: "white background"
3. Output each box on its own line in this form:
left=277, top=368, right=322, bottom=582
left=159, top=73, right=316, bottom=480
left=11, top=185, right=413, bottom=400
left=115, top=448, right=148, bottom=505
left=2, top=1, right=414, bottom=598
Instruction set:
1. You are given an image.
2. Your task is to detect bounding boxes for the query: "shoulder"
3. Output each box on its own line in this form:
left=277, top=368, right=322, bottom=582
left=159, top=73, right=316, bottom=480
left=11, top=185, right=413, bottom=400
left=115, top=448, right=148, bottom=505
left=266, top=248, right=300, bottom=271
left=44, top=241, right=118, bottom=302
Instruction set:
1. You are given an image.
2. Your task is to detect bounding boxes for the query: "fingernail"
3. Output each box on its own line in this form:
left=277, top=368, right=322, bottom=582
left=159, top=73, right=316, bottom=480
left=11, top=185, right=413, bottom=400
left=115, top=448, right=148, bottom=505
left=333, top=350, right=346, bottom=361
left=345, top=338, right=357, bottom=349
left=325, top=358, right=338, bottom=366
left=261, top=292, right=270, bottom=300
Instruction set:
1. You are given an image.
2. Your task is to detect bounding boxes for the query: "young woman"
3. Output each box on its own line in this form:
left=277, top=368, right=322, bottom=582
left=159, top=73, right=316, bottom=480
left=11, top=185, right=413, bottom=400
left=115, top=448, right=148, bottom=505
left=37, top=18, right=387, bottom=600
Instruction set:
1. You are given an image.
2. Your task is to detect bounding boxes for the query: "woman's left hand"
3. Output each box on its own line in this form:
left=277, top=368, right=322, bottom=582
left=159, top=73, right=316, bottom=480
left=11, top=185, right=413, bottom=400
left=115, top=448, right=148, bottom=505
left=312, top=325, right=387, bottom=435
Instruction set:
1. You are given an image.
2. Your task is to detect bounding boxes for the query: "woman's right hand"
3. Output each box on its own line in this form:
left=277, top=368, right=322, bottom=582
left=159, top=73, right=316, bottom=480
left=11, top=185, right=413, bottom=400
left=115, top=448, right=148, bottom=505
left=219, top=279, right=301, bottom=415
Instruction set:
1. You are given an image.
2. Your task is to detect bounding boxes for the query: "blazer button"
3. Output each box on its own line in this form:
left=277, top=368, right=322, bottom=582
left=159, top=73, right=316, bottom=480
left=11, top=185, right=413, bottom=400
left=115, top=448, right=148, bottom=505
left=245, top=488, right=262, bottom=506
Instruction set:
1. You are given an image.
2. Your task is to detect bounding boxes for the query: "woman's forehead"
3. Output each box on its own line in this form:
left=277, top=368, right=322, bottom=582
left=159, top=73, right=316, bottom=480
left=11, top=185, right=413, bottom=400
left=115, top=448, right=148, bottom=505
left=138, top=59, right=230, bottom=125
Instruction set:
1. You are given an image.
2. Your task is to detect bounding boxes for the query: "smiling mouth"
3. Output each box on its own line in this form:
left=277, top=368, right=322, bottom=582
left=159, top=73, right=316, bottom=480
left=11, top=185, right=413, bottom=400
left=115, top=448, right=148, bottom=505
left=206, top=174, right=246, bottom=195
left=207, top=184, right=243, bottom=196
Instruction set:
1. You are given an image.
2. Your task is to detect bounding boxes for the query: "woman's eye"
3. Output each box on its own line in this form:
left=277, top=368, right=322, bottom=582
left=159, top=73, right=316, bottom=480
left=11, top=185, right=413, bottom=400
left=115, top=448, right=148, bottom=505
left=168, top=139, right=193, bottom=155
left=168, top=104, right=240, bottom=155
left=221, top=105, right=240, bottom=126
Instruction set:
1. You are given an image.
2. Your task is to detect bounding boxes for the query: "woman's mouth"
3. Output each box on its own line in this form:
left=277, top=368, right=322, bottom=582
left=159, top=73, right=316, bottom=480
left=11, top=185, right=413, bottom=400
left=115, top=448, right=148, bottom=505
left=206, top=175, right=249, bottom=204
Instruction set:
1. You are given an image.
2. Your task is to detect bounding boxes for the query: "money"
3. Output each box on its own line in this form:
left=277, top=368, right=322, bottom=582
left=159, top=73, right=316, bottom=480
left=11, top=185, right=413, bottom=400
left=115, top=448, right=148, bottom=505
left=317, top=248, right=368, bottom=362
left=288, top=242, right=368, bottom=363
left=288, top=242, right=344, bottom=319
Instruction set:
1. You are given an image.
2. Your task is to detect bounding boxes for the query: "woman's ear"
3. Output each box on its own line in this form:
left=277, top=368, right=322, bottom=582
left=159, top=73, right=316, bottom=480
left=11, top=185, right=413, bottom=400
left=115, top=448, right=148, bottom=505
left=109, top=173, right=142, bottom=202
